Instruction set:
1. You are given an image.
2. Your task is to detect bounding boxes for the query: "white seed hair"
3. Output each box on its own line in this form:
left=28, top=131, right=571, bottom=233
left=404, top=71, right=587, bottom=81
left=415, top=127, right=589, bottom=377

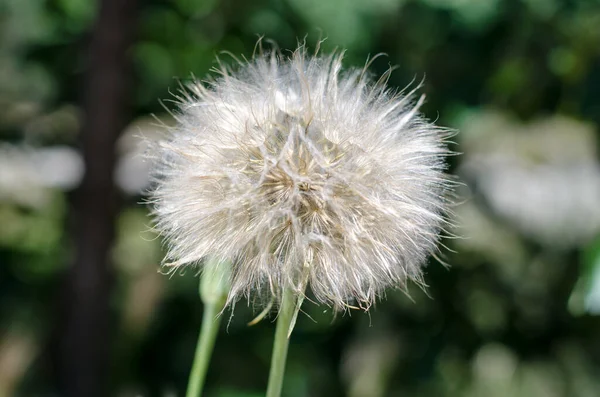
left=146, top=43, right=454, bottom=311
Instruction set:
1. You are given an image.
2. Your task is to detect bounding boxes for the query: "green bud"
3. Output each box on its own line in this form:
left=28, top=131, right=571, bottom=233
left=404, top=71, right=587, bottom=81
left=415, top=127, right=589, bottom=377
left=200, top=257, right=231, bottom=311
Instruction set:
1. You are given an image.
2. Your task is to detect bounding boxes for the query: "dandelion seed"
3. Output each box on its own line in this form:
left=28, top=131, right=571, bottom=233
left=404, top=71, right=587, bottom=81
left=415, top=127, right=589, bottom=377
left=146, top=43, right=454, bottom=312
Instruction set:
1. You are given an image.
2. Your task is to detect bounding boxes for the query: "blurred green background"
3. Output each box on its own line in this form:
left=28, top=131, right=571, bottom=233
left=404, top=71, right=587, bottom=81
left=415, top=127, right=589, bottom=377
left=1, top=0, right=600, bottom=396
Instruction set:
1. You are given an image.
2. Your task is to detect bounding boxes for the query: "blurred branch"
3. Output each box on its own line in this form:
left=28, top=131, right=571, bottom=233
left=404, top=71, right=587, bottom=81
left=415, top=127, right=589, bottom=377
left=0, top=329, right=38, bottom=397
left=58, top=1, right=137, bottom=396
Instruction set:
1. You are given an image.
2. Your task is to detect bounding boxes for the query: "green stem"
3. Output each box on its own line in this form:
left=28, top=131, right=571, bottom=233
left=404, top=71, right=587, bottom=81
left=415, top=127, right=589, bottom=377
left=186, top=301, right=221, bottom=397
left=266, top=287, right=299, bottom=397
left=186, top=257, right=230, bottom=397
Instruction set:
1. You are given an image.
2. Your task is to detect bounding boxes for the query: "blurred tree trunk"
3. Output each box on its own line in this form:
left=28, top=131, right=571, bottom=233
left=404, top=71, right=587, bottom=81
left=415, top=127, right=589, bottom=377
left=58, top=1, right=137, bottom=396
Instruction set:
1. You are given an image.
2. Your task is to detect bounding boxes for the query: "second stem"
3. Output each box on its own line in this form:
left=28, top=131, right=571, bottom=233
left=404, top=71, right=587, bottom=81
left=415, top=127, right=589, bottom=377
left=266, top=287, right=298, bottom=397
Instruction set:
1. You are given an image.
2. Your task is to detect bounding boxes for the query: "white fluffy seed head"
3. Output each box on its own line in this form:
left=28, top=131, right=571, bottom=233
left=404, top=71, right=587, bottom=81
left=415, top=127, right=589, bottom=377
left=146, top=44, right=454, bottom=311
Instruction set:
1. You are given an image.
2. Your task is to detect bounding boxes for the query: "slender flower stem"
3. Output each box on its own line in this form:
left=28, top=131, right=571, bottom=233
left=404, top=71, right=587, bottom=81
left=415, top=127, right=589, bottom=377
left=266, top=287, right=299, bottom=397
left=186, top=299, right=221, bottom=397
left=186, top=258, right=231, bottom=397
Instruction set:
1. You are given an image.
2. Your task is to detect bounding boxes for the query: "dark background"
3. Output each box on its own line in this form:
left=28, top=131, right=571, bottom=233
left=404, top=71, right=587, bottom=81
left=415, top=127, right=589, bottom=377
left=1, top=0, right=600, bottom=396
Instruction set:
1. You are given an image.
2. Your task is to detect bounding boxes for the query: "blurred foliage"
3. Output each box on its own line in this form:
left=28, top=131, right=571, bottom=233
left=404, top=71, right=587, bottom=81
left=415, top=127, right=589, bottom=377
left=1, top=0, right=600, bottom=396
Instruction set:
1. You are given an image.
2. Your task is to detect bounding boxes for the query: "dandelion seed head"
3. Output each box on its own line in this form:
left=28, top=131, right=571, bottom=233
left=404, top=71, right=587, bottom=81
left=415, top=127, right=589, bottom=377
left=147, top=44, right=454, bottom=311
